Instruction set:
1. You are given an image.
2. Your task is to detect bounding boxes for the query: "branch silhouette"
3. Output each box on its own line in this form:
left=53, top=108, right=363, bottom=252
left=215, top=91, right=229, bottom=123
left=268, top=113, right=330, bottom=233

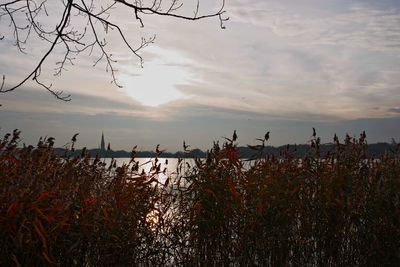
left=0, top=0, right=228, bottom=101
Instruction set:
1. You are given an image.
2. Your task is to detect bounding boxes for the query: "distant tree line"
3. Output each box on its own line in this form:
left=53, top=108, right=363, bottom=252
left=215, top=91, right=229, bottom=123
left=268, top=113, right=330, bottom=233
left=54, top=142, right=398, bottom=159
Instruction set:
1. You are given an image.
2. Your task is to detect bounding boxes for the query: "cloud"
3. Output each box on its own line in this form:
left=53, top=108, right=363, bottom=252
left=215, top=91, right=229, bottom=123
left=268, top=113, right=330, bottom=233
left=229, top=1, right=400, bottom=52
left=389, top=107, right=400, bottom=113
left=2, top=0, right=399, bottom=121
left=0, top=87, right=149, bottom=116
left=143, top=1, right=400, bottom=120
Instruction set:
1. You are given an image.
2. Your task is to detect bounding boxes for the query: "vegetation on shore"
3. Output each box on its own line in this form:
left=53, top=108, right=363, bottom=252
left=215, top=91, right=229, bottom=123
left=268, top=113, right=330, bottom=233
left=54, top=142, right=398, bottom=159
left=1, top=129, right=399, bottom=266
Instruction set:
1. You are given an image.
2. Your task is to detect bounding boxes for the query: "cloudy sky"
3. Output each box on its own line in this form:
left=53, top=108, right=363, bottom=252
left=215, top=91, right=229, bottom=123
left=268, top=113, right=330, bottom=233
left=0, top=0, right=399, bottom=151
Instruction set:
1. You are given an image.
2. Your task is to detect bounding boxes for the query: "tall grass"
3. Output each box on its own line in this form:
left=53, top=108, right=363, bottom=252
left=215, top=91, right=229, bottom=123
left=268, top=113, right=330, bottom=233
left=1, top=130, right=399, bottom=266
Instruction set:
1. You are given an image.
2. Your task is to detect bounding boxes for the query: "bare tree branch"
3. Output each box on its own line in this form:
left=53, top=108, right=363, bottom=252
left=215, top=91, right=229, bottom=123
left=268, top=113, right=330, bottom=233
left=0, top=0, right=227, bottom=101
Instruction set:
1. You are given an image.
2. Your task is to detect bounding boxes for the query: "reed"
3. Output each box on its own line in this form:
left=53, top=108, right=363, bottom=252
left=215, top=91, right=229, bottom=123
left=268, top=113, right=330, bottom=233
left=1, top=130, right=399, bottom=266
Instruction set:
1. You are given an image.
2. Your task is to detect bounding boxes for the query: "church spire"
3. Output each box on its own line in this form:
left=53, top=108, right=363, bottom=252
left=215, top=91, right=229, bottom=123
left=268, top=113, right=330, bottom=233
left=101, top=132, right=105, bottom=151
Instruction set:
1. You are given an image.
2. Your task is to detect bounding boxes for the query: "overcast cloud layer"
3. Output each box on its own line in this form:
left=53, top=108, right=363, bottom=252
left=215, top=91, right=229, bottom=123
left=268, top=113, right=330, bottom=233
left=0, top=0, right=399, bottom=151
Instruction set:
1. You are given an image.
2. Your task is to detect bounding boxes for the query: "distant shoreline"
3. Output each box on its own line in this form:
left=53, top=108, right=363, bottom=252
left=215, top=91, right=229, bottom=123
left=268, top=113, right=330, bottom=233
left=54, top=142, right=398, bottom=159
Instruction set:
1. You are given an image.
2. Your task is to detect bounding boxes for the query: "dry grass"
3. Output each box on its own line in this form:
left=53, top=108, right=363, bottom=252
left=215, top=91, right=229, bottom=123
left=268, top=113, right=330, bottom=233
left=1, top=130, right=399, bottom=266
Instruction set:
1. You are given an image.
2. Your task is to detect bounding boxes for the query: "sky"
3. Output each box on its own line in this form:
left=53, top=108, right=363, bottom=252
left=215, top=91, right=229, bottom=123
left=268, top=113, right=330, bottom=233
left=0, top=0, right=400, bottom=152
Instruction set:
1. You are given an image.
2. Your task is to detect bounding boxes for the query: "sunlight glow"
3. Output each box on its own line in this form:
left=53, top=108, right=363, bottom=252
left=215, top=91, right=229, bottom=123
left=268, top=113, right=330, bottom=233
left=118, top=47, right=196, bottom=107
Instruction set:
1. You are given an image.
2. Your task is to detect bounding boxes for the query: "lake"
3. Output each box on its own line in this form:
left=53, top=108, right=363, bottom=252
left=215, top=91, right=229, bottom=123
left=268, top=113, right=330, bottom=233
left=104, top=157, right=258, bottom=182
left=103, top=157, right=192, bottom=182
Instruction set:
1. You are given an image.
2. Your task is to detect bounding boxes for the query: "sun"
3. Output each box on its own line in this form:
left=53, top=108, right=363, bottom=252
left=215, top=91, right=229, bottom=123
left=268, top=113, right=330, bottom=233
left=118, top=47, right=196, bottom=107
